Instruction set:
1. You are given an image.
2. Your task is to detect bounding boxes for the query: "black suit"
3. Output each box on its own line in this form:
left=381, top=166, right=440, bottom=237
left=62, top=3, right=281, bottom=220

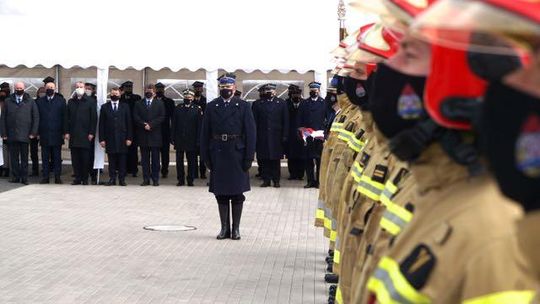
left=99, top=102, right=133, bottom=182
left=36, top=94, right=67, bottom=179
left=171, top=103, right=201, bottom=183
left=133, top=98, right=165, bottom=183
left=157, top=96, right=175, bottom=177
left=66, top=95, right=97, bottom=183
left=120, top=93, right=141, bottom=175
left=193, top=95, right=207, bottom=178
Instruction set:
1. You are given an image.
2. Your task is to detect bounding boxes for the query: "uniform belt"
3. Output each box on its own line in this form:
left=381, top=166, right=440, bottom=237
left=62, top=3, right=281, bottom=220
left=212, top=134, right=242, bottom=141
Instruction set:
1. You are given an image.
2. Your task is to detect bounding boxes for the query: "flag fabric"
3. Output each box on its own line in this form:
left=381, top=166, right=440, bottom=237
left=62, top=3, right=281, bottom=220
left=299, top=127, right=325, bottom=144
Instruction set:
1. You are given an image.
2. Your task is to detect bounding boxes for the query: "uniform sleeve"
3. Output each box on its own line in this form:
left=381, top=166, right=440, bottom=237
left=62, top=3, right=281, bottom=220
left=64, top=101, right=71, bottom=135
left=126, top=107, right=133, bottom=142
left=89, top=100, right=97, bottom=136
left=461, top=238, right=537, bottom=304
left=244, top=103, right=256, bottom=161
left=200, top=104, right=211, bottom=163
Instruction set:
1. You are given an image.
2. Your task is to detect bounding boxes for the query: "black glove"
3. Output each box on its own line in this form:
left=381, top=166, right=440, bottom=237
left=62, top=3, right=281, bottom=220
left=242, top=159, right=252, bottom=172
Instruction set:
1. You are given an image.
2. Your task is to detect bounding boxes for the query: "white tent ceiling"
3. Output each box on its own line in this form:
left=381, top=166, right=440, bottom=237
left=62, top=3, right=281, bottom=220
left=0, top=0, right=339, bottom=73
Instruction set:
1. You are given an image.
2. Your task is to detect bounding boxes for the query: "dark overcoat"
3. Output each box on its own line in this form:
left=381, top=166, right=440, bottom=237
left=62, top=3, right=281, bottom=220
left=252, top=97, right=289, bottom=160
left=98, top=102, right=133, bottom=154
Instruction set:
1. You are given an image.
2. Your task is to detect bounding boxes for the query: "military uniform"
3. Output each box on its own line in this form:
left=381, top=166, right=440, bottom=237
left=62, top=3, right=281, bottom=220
left=192, top=81, right=208, bottom=179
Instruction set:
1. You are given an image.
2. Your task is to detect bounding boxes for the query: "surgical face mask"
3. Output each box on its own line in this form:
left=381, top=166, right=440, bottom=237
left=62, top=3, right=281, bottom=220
left=220, top=89, right=233, bottom=99
left=46, top=89, right=55, bottom=96
left=110, top=95, right=120, bottom=101
left=309, top=91, right=318, bottom=98
left=480, top=81, right=540, bottom=211
left=369, top=63, right=427, bottom=139
left=85, top=89, right=93, bottom=96
left=75, top=88, right=85, bottom=96
left=144, top=92, right=153, bottom=99
left=15, top=89, right=24, bottom=96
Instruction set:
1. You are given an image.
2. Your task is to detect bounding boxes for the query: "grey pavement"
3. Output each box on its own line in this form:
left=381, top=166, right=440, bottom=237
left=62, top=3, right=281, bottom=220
left=0, top=170, right=328, bottom=304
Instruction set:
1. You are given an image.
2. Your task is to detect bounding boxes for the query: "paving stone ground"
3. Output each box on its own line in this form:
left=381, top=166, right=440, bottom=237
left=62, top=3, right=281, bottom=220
left=0, top=168, right=328, bottom=304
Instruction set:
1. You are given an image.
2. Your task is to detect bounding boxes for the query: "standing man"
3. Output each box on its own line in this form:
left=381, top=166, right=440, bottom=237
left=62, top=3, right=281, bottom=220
left=0, top=82, right=10, bottom=177
left=171, top=89, right=202, bottom=187
left=120, top=81, right=141, bottom=177
left=298, top=81, right=326, bottom=188
left=155, top=82, right=175, bottom=179
left=99, top=87, right=133, bottom=186
left=66, top=81, right=97, bottom=185
left=0, top=82, right=39, bottom=184
left=133, top=84, right=165, bottom=186
left=192, top=81, right=207, bottom=179
left=252, top=83, right=289, bottom=188
left=85, top=82, right=99, bottom=184
left=285, top=84, right=305, bottom=180
left=36, top=82, right=66, bottom=184
left=200, top=76, right=256, bottom=240
left=29, top=87, right=45, bottom=177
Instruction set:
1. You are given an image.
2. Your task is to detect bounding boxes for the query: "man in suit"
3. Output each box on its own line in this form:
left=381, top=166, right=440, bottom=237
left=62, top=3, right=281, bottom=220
left=252, top=83, right=289, bottom=188
left=99, top=87, right=133, bottom=186
left=171, top=89, right=202, bottom=187
left=298, top=81, right=327, bottom=188
left=66, top=81, right=97, bottom=185
left=133, top=84, right=165, bottom=186
left=192, top=81, right=207, bottom=179
left=200, top=75, right=256, bottom=240
left=36, top=82, right=66, bottom=184
left=120, top=81, right=141, bottom=177
left=0, top=82, right=39, bottom=185
left=285, top=84, right=305, bottom=180
left=155, top=82, right=175, bottom=179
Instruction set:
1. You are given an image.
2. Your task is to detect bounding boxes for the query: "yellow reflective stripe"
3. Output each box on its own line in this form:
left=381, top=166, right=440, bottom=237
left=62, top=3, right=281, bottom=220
left=347, top=135, right=366, bottom=152
left=324, top=217, right=332, bottom=230
left=368, top=256, right=431, bottom=304
left=330, top=122, right=344, bottom=133
left=357, top=175, right=385, bottom=201
left=380, top=181, right=399, bottom=207
left=330, top=229, right=337, bottom=241
left=463, top=291, right=536, bottom=304
left=380, top=217, right=402, bottom=236
left=350, top=162, right=364, bottom=183
left=338, top=129, right=353, bottom=143
left=336, top=287, right=343, bottom=304
left=334, top=249, right=341, bottom=264
left=316, top=208, right=325, bottom=220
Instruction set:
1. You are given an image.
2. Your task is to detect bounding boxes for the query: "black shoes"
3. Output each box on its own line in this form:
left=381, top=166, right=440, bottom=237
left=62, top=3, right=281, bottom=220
left=21, top=179, right=29, bottom=185
left=273, top=181, right=280, bottom=188
left=105, top=179, right=116, bottom=186
left=304, top=182, right=316, bottom=188
left=119, top=180, right=127, bottom=186
left=81, top=180, right=89, bottom=185
left=39, top=178, right=50, bottom=184
left=71, top=180, right=81, bottom=185
left=176, top=181, right=185, bottom=186
left=187, top=181, right=194, bottom=187
left=54, top=177, right=63, bottom=184
left=140, top=180, right=150, bottom=186
left=231, top=202, right=243, bottom=240
left=260, top=181, right=271, bottom=187
left=9, top=178, right=20, bottom=183
left=153, top=181, right=159, bottom=186
left=217, top=203, right=231, bottom=240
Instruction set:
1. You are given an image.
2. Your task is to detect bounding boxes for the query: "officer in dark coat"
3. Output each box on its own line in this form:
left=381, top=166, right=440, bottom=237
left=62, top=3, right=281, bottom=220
left=171, top=89, right=202, bottom=187
left=0, top=82, right=39, bottom=185
left=133, top=84, right=165, bottom=186
left=193, top=81, right=207, bottom=179
left=99, top=87, right=133, bottom=186
left=285, top=84, right=305, bottom=180
left=120, top=81, right=141, bottom=177
left=252, top=83, right=289, bottom=188
left=65, top=82, right=97, bottom=185
left=200, top=76, right=256, bottom=240
left=36, top=82, right=66, bottom=184
left=155, top=82, right=175, bottom=178
left=298, top=81, right=326, bottom=188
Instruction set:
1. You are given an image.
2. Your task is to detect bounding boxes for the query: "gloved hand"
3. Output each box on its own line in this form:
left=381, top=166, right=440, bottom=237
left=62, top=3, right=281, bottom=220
left=242, top=159, right=252, bottom=172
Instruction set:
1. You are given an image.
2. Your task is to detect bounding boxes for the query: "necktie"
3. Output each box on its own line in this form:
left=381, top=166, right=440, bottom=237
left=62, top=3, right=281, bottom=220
left=146, top=100, right=151, bottom=108
left=113, top=104, right=117, bottom=112
left=17, top=97, right=20, bottom=104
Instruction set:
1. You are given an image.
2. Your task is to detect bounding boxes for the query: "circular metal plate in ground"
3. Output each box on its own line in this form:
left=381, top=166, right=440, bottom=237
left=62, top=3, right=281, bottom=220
left=143, top=225, right=197, bottom=232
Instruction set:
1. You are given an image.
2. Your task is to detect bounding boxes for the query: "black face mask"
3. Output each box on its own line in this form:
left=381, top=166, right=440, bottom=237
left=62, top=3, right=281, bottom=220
left=369, top=63, right=427, bottom=139
left=123, top=87, right=133, bottom=95
left=263, top=92, right=273, bottom=99
left=481, top=82, right=540, bottom=211
left=144, top=92, right=153, bottom=99
left=46, top=89, right=55, bottom=96
left=220, top=89, right=233, bottom=99
left=292, top=94, right=301, bottom=102
left=15, top=89, right=24, bottom=96
left=184, top=99, right=192, bottom=105
left=342, top=77, right=369, bottom=108
left=156, top=91, right=164, bottom=98
left=110, top=95, right=120, bottom=101
left=309, top=91, right=318, bottom=99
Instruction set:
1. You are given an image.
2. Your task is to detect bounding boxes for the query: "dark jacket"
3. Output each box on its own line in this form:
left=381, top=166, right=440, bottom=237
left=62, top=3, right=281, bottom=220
left=200, top=96, right=256, bottom=195
left=194, top=95, right=207, bottom=113
left=120, top=93, right=141, bottom=141
left=157, top=96, right=175, bottom=146
left=252, top=97, right=289, bottom=160
left=0, top=93, right=39, bottom=143
left=133, top=98, right=165, bottom=148
left=98, top=102, right=133, bottom=154
left=297, top=97, right=326, bottom=159
left=36, top=94, right=67, bottom=147
left=286, top=98, right=305, bottom=159
left=171, top=103, right=202, bottom=152
left=66, top=95, right=97, bottom=149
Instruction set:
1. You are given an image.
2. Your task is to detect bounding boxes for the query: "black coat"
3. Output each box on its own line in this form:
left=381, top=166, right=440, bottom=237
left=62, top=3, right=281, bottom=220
left=252, top=97, right=289, bottom=160
left=286, top=98, right=305, bottom=159
left=133, top=98, right=165, bottom=148
left=120, top=93, right=141, bottom=141
left=0, top=94, right=39, bottom=143
left=171, top=104, right=202, bottom=152
left=297, top=97, right=326, bottom=159
left=98, top=102, right=133, bottom=154
left=194, top=95, right=207, bottom=113
left=200, top=96, right=256, bottom=195
left=66, top=96, right=97, bottom=149
left=158, top=96, right=175, bottom=146
left=36, top=94, right=67, bottom=147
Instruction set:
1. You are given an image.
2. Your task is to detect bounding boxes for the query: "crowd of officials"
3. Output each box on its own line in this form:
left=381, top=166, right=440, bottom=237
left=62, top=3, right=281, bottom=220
left=0, top=76, right=337, bottom=187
